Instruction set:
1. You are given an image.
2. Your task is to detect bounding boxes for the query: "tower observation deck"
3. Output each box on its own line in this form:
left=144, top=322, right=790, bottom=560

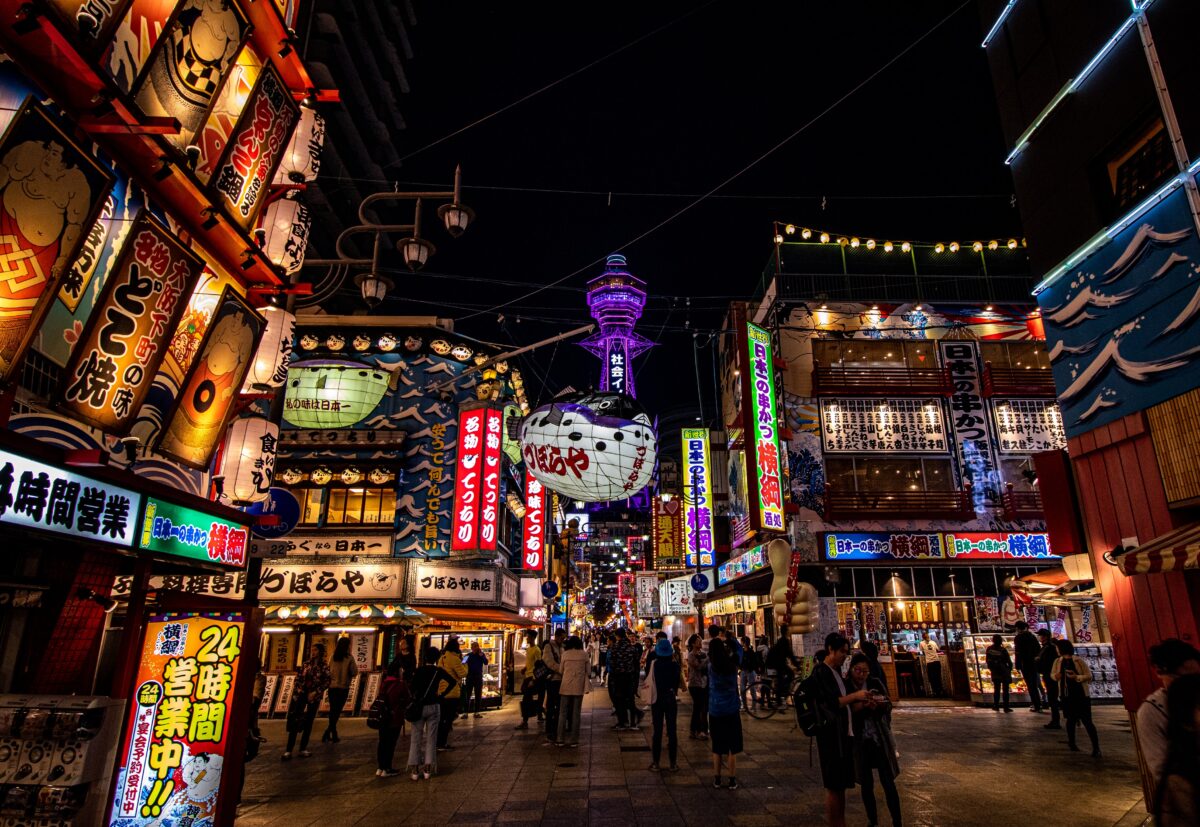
left=579, top=254, right=656, bottom=398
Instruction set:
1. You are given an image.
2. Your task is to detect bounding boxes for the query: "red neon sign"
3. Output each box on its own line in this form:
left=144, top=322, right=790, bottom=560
left=522, top=471, right=545, bottom=570
left=451, top=408, right=485, bottom=551
left=479, top=408, right=503, bottom=551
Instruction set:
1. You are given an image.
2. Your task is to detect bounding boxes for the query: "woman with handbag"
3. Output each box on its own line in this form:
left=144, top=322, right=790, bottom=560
left=322, top=636, right=358, bottom=743
left=406, top=647, right=456, bottom=781
left=555, top=636, right=591, bottom=747
left=647, top=639, right=681, bottom=771
left=282, top=644, right=330, bottom=760
left=375, top=660, right=411, bottom=777
left=848, top=653, right=903, bottom=827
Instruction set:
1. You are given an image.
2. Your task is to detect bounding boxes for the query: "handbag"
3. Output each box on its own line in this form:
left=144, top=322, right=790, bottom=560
left=638, top=660, right=657, bottom=706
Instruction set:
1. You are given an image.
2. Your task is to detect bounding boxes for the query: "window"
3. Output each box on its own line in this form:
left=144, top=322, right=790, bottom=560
left=287, top=486, right=395, bottom=525
left=825, top=457, right=954, bottom=493
left=294, top=489, right=325, bottom=525
left=1107, top=120, right=1175, bottom=213
left=1000, top=457, right=1038, bottom=492
left=814, top=340, right=934, bottom=369
left=979, top=341, right=1050, bottom=370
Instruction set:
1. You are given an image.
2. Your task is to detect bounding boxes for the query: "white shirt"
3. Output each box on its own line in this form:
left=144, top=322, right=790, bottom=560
left=919, top=639, right=941, bottom=660
left=827, top=664, right=854, bottom=737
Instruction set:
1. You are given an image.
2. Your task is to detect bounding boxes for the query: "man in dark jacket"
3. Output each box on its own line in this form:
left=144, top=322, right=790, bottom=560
left=811, top=633, right=870, bottom=827
left=607, top=628, right=643, bottom=730
left=1013, top=621, right=1043, bottom=712
left=1036, top=629, right=1062, bottom=728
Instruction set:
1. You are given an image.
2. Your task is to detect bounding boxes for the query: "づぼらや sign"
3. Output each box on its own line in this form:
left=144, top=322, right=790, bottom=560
left=410, top=563, right=508, bottom=605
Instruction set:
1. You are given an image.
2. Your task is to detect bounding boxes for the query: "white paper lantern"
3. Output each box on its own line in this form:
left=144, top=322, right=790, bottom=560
left=259, top=194, right=311, bottom=275
left=273, top=106, right=325, bottom=185
left=217, top=416, right=279, bottom=506
left=242, top=307, right=296, bottom=392
left=520, top=391, right=657, bottom=502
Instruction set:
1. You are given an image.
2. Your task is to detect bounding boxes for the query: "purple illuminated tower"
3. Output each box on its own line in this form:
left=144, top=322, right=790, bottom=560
left=580, top=254, right=655, bottom=398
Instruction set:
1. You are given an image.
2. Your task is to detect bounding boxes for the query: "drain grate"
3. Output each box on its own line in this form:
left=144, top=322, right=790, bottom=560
left=618, top=745, right=651, bottom=752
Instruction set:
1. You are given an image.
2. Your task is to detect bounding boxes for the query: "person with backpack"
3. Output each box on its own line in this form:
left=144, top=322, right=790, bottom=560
left=707, top=637, right=743, bottom=789
left=738, top=635, right=759, bottom=712
left=984, top=635, right=1013, bottom=712
left=322, top=636, right=359, bottom=743
left=515, top=630, right=544, bottom=730
left=436, top=639, right=468, bottom=750
left=808, top=633, right=871, bottom=827
left=371, top=660, right=411, bottom=777
left=848, top=653, right=902, bottom=827
left=686, top=634, right=709, bottom=740
left=406, top=647, right=456, bottom=780
left=647, top=638, right=681, bottom=771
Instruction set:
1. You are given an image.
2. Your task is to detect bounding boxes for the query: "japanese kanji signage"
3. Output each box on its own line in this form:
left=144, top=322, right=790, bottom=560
left=716, top=543, right=768, bottom=585
left=479, top=408, right=502, bottom=552
left=522, top=471, right=546, bottom=570
left=821, top=398, right=948, bottom=453
left=607, top=339, right=627, bottom=395
left=112, top=573, right=248, bottom=601
left=822, top=531, right=1058, bottom=561
left=651, top=495, right=684, bottom=570
left=745, top=323, right=785, bottom=532
left=410, top=563, right=510, bottom=605
left=659, top=575, right=695, bottom=614
left=258, top=563, right=404, bottom=601
left=939, top=341, right=1002, bottom=511
left=138, top=498, right=250, bottom=569
left=635, top=571, right=660, bottom=619
left=61, top=212, right=204, bottom=432
left=450, top=408, right=485, bottom=552
left=681, top=428, right=714, bottom=567
left=617, top=572, right=635, bottom=601
left=111, top=612, right=245, bottom=824
left=992, top=399, right=1067, bottom=454
left=0, top=448, right=142, bottom=547
left=249, top=534, right=391, bottom=558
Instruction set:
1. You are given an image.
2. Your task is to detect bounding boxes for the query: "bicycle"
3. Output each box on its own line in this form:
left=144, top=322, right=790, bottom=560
left=744, top=672, right=802, bottom=720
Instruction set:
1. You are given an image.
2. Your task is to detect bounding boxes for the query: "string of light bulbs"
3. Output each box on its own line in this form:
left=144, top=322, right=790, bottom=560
left=772, top=223, right=1028, bottom=255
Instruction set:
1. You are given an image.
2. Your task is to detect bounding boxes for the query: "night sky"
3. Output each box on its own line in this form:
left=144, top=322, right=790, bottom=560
left=338, top=1, right=1021, bottom=442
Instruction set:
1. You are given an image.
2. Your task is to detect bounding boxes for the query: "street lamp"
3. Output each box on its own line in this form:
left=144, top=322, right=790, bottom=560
left=398, top=236, right=436, bottom=271
left=438, top=202, right=475, bottom=238
left=353, top=272, right=393, bottom=308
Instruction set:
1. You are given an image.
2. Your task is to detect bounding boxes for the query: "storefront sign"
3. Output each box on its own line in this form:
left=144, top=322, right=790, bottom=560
left=606, top=338, right=628, bottom=395
left=111, top=611, right=245, bottom=824
left=746, top=323, right=785, bottom=532
left=113, top=572, right=248, bottom=600
left=280, top=428, right=407, bottom=447
left=61, top=212, right=204, bottom=432
left=0, top=99, right=115, bottom=382
left=651, top=495, right=684, bottom=570
left=138, top=498, right=250, bottom=568
left=409, top=563, right=507, bottom=605
left=820, top=398, right=948, bottom=453
left=681, top=428, right=714, bottom=567
left=617, top=572, right=635, bottom=601
left=822, top=531, right=1057, bottom=561
left=501, top=573, right=519, bottom=610
left=939, top=341, right=1002, bottom=510
left=156, top=288, right=264, bottom=468
left=660, top=575, right=695, bottom=614
left=521, top=472, right=546, bottom=570
left=635, top=572, right=660, bottom=619
left=479, top=408, right=503, bottom=552
left=282, top=361, right=391, bottom=429
left=249, top=534, right=391, bottom=557
left=0, top=448, right=142, bottom=547
left=450, top=408, right=484, bottom=552
left=259, top=562, right=405, bottom=601
left=716, top=543, right=768, bottom=586
left=705, top=594, right=758, bottom=616
left=944, top=532, right=1057, bottom=560
left=993, top=399, right=1067, bottom=454
left=267, top=633, right=296, bottom=672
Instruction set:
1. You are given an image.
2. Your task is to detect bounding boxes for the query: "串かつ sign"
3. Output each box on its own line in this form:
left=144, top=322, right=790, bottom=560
left=138, top=498, right=250, bottom=568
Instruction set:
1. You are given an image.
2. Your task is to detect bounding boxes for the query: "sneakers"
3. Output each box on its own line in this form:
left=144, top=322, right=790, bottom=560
left=411, top=771, right=420, bottom=781
left=381, top=769, right=400, bottom=778
left=423, top=769, right=433, bottom=780
left=648, top=763, right=660, bottom=771
left=713, top=776, right=722, bottom=789
left=280, top=752, right=292, bottom=760
left=728, top=777, right=739, bottom=790
left=299, top=750, right=312, bottom=757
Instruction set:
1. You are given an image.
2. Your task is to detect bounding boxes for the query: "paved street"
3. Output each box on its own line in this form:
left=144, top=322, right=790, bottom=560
left=237, top=690, right=1148, bottom=826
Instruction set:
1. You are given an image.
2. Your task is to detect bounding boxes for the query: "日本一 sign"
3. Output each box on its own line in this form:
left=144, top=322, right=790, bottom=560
left=138, top=498, right=250, bottom=568
left=0, top=448, right=142, bottom=547
left=746, top=323, right=785, bottom=532
left=822, top=531, right=1058, bottom=562
left=681, top=428, right=714, bottom=567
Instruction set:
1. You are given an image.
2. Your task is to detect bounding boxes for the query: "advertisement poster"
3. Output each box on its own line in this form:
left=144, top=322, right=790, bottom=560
left=156, top=288, right=264, bottom=468
left=0, top=99, right=115, bottom=382
left=974, top=597, right=1001, bottom=632
left=61, top=212, right=204, bottom=432
left=635, top=572, right=660, bottom=620
left=110, top=612, right=245, bottom=826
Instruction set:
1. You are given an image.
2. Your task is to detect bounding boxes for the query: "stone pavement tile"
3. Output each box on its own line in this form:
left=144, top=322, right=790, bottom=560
left=728, top=815, right=782, bottom=826
left=495, top=809, right=544, bottom=822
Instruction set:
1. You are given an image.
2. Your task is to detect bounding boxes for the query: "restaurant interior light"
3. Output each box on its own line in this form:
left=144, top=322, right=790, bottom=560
left=324, top=626, right=378, bottom=633
left=263, top=627, right=294, bottom=634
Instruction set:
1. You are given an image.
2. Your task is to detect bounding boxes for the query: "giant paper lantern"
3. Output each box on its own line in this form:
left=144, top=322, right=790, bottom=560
left=273, top=106, right=325, bottom=185
left=217, top=417, right=279, bottom=506
left=260, top=193, right=311, bottom=275
left=519, top=391, right=657, bottom=502
left=242, top=306, right=297, bottom=392
left=282, top=360, right=390, bottom=428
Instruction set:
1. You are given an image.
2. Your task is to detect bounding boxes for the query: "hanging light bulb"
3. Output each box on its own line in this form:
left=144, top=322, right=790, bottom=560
left=338, top=607, right=350, bottom=619
left=383, top=606, right=396, bottom=618
left=849, top=237, right=860, bottom=248
left=988, top=240, right=999, bottom=251
left=785, top=224, right=796, bottom=235
left=901, top=241, right=912, bottom=253
left=801, top=228, right=812, bottom=240
left=865, top=239, right=876, bottom=250
left=1007, top=238, right=1018, bottom=249
left=819, top=232, right=830, bottom=243
left=838, top=236, right=849, bottom=246
left=277, top=607, right=292, bottom=620
left=972, top=241, right=984, bottom=252
left=883, top=241, right=893, bottom=252
left=934, top=243, right=945, bottom=254
left=317, top=606, right=330, bottom=619
left=774, top=233, right=784, bottom=245
left=359, top=607, right=373, bottom=620
left=949, top=241, right=960, bottom=253
left=296, top=606, right=310, bottom=619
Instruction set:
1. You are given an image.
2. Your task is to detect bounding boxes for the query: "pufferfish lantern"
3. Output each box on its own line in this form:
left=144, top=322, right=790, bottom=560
left=519, top=391, right=657, bottom=502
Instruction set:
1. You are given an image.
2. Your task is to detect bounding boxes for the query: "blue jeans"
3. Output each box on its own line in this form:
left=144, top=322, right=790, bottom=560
left=407, top=703, right=440, bottom=770
left=739, top=670, right=758, bottom=708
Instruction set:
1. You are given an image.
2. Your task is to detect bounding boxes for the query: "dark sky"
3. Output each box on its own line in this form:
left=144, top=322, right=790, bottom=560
left=366, top=0, right=1020, bottom=437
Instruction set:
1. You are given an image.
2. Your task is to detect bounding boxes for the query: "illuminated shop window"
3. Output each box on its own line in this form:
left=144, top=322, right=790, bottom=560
left=814, top=340, right=933, bottom=369
left=295, top=488, right=325, bottom=525
left=979, top=341, right=1050, bottom=370
left=825, top=457, right=954, bottom=493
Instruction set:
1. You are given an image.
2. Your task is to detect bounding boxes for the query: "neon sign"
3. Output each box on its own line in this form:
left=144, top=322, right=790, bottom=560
left=450, top=408, right=485, bottom=551
left=138, top=499, right=250, bottom=568
left=681, top=428, right=714, bottom=567
left=717, top=544, right=768, bottom=585
left=479, top=408, right=503, bottom=552
left=522, top=471, right=545, bottom=570
left=747, top=323, right=784, bottom=531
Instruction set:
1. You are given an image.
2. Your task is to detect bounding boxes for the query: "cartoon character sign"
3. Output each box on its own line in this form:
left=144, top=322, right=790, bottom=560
left=520, top=391, right=658, bottom=502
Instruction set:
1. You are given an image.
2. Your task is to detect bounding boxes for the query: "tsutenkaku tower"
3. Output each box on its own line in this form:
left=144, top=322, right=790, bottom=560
left=579, top=254, right=655, bottom=398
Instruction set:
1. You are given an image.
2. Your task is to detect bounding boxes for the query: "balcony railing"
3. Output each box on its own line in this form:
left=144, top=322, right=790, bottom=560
left=1001, top=485, right=1043, bottom=520
left=824, top=484, right=974, bottom=522
left=983, top=363, right=1058, bottom=397
left=813, top=362, right=953, bottom=397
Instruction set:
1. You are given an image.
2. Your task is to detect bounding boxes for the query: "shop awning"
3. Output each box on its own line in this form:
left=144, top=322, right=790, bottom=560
left=704, top=568, right=773, bottom=602
left=413, top=605, right=539, bottom=627
left=1120, top=523, right=1200, bottom=576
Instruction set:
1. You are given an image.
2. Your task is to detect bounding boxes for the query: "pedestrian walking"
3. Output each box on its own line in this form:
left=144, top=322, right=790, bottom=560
left=587, top=635, right=600, bottom=679
left=1037, top=630, right=1062, bottom=729
left=599, top=634, right=610, bottom=685
left=436, top=639, right=468, bottom=750
left=1153, top=673, right=1200, bottom=826
left=406, top=647, right=456, bottom=781
left=686, top=634, right=709, bottom=739
left=810, top=633, right=871, bottom=827
left=608, top=628, right=642, bottom=730
left=707, top=637, right=743, bottom=789
left=738, top=635, right=759, bottom=711
left=283, top=643, right=330, bottom=759
left=1051, top=639, right=1100, bottom=757
left=322, top=636, right=358, bottom=743
left=462, top=641, right=488, bottom=717
left=250, top=669, right=266, bottom=743
left=848, top=653, right=902, bottom=827
left=542, top=628, right=567, bottom=743
left=374, top=660, right=411, bottom=778
left=1013, top=621, right=1043, bottom=712
left=515, top=629, right=544, bottom=730
left=556, top=636, right=591, bottom=747
left=647, top=638, right=681, bottom=771
left=984, top=635, right=1013, bottom=712
left=1138, top=639, right=1200, bottom=801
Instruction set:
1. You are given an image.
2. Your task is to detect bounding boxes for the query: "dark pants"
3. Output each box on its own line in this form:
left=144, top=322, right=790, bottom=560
left=1044, top=676, right=1061, bottom=724
left=688, top=686, right=709, bottom=735
left=286, top=697, right=320, bottom=752
left=250, top=697, right=262, bottom=739
left=376, top=724, right=401, bottom=771
left=437, top=698, right=458, bottom=747
left=544, top=681, right=562, bottom=737
left=610, top=672, right=637, bottom=725
left=325, top=687, right=350, bottom=736
left=651, top=700, right=678, bottom=766
left=926, top=661, right=943, bottom=696
left=463, top=676, right=484, bottom=714
left=520, top=679, right=544, bottom=723
left=992, top=678, right=1010, bottom=710
left=1021, top=666, right=1043, bottom=710
left=859, top=740, right=902, bottom=826
left=1065, top=696, right=1099, bottom=752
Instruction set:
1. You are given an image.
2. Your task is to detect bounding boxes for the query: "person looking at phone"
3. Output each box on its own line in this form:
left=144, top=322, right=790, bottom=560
left=812, top=633, right=873, bottom=827
left=1051, top=639, right=1101, bottom=757
left=848, top=653, right=902, bottom=827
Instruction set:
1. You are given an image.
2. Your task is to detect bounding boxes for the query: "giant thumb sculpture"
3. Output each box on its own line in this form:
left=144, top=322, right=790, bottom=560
left=767, top=537, right=819, bottom=635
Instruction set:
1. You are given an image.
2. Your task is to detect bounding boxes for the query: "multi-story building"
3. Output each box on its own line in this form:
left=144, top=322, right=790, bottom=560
left=982, top=0, right=1200, bottom=793
left=713, top=227, right=1110, bottom=703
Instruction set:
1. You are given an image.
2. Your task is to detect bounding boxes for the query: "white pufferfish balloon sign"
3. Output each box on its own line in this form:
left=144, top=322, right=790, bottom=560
left=520, top=391, right=657, bottom=502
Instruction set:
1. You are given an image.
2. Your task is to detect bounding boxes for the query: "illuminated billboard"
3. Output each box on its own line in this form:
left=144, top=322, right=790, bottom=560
left=681, top=428, right=714, bottom=567
left=745, top=323, right=784, bottom=532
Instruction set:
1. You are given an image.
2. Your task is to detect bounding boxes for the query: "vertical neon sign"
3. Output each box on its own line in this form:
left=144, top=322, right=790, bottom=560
left=479, top=408, right=503, bottom=551
left=450, top=408, right=485, bottom=551
left=681, top=427, right=715, bottom=567
left=747, top=323, right=784, bottom=531
left=522, top=471, right=545, bottom=570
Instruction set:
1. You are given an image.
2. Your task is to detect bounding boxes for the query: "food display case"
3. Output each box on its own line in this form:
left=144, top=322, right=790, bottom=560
left=962, top=633, right=1030, bottom=705
left=426, top=631, right=505, bottom=709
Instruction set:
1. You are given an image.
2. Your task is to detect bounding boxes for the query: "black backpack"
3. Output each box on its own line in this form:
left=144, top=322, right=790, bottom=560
left=741, top=649, right=760, bottom=673
left=366, top=694, right=390, bottom=730
left=793, top=672, right=832, bottom=737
